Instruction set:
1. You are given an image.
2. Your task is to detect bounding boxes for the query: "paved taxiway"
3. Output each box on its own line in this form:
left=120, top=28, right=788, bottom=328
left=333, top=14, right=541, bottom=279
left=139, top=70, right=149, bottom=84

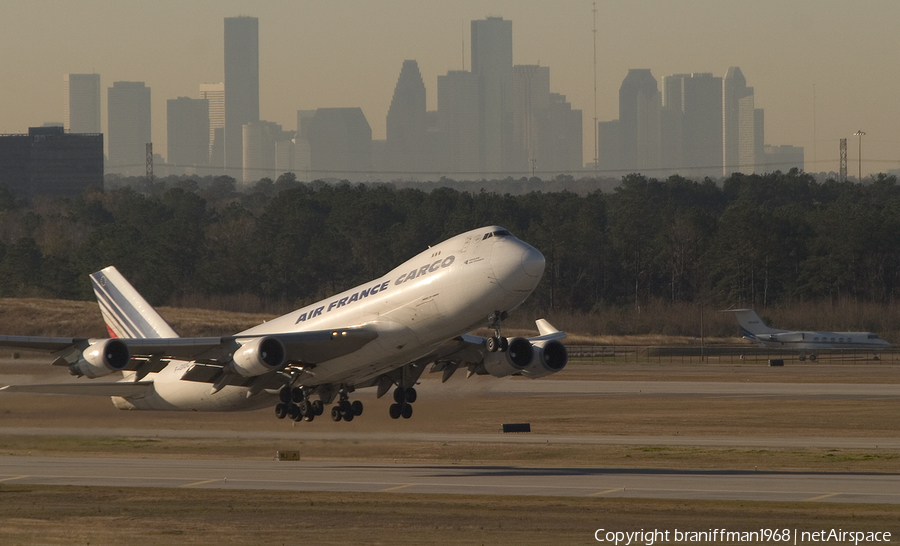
left=1, top=456, right=898, bottom=504
left=1, top=427, right=899, bottom=450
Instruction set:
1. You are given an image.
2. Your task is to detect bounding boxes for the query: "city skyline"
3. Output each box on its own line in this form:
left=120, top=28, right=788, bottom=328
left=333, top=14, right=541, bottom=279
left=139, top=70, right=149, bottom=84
left=2, top=1, right=898, bottom=177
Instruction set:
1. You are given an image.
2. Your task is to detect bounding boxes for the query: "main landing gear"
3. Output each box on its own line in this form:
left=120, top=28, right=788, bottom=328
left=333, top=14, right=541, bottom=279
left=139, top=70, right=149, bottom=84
left=275, top=386, right=363, bottom=423
left=388, top=387, right=416, bottom=419
left=275, top=386, right=324, bottom=422
left=330, top=392, right=364, bottom=422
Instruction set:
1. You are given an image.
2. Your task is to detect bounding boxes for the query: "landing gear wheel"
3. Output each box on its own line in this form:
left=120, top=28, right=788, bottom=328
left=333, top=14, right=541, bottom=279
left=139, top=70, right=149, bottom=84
left=393, top=387, right=406, bottom=404
left=405, top=388, right=417, bottom=404
left=275, top=403, right=288, bottom=419
left=279, top=387, right=292, bottom=404
left=401, top=404, right=413, bottom=419
left=289, top=405, right=303, bottom=422
left=303, top=412, right=315, bottom=422
left=499, top=336, right=509, bottom=352
left=312, top=400, right=324, bottom=416
left=389, top=403, right=401, bottom=419
left=331, top=406, right=343, bottom=422
left=298, top=400, right=311, bottom=417
left=810, top=354, right=818, bottom=362
left=351, top=400, right=364, bottom=416
left=290, top=387, right=304, bottom=403
left=486, top=336, right=499, bottom=352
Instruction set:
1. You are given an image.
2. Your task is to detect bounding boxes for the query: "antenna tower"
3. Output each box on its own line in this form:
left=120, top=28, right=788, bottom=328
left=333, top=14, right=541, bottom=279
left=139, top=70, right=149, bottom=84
left=592, top=2, right=598, bottom=171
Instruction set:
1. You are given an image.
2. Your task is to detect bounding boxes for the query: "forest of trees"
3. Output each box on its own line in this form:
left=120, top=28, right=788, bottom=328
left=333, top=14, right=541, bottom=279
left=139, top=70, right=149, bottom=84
left=2, top=169, right=900, bottom=337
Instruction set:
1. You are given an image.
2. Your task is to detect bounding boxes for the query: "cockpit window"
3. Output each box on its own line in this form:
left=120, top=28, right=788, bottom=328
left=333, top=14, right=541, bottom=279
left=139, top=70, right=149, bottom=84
left=482, top=230, right=512, bottom=240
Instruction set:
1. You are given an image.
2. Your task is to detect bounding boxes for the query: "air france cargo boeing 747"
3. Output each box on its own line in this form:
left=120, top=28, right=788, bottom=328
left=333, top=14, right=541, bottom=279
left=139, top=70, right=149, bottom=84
left=0, top=226, right=567, bottom=422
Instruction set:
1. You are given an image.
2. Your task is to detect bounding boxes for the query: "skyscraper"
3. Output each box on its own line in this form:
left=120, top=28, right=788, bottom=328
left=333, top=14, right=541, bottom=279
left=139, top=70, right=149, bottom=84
left=167, top=97, right=210, bottom=170
left=619, top=69, right=660, bottom=173
left=307, top=108, right=371, bottom=181
left=437, top=70, right=480, bottom=176
left=513, top=65, right=550, bottom=173
left=200, top=82, right=225, bottom=166
left=64, top=74, right=101, bottom=134
left=107, top=81, right=151, bottom=175
left=723, top=66, right=756, bottom=175
left=471, top=16, right=513, bottom=174
left=385, top=60, right=427, bottom=178
left=663, top=72, right=724, bottom=178
left=224, top=16, right=259, bottom=177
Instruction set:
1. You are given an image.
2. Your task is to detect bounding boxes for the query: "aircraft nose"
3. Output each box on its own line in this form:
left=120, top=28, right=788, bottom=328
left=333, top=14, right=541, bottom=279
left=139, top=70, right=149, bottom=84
left=491, top=239, right=545, bottom=293
left=521, top=244, right=545, bottom=278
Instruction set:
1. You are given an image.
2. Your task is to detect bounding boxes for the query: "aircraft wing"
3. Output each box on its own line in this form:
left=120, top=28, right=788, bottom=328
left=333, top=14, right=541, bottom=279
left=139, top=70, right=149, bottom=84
left=0, top=327, right=377, bottom=366
left=0, top=381, right=153, bottom=397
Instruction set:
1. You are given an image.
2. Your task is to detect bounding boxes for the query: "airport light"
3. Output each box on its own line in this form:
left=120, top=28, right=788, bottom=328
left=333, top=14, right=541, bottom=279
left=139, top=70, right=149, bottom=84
left=854, top=130, right=865, bottom=181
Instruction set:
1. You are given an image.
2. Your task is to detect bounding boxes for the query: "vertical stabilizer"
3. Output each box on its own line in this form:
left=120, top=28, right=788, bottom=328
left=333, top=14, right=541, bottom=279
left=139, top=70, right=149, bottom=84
left=90, top=266, right=179, bottom=339
left=730, top=309, right=779, bottom=339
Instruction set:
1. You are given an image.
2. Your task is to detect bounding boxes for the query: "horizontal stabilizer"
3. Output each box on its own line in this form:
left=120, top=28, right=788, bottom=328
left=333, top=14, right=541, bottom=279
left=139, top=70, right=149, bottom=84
left=0, top=381, right=153, bottom=397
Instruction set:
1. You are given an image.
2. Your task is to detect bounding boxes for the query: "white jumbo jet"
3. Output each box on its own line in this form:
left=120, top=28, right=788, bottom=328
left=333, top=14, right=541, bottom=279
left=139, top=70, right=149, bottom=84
left=0, top=226, right=567, bottom=422
left=727, top=308, right=890, bottom=361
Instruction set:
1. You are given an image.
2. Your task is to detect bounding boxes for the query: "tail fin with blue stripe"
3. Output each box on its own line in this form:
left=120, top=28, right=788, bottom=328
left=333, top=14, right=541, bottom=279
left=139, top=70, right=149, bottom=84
left=89, top=266, right=179, bottom=339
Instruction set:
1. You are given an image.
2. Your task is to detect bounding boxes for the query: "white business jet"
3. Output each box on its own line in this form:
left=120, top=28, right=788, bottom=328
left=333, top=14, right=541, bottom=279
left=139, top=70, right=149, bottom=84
left=0, top=226, right=567, bottom=422
left=727, top=308, right=890, bottom=361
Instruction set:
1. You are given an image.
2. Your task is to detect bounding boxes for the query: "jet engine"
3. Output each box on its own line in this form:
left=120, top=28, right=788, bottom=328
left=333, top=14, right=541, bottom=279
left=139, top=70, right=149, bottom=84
left=768, top=332, right=806, bottom=343
left=482, top=337, right=534, bottom=377
left=70, top=339, right=131, bottom=378
left=521, top=339, right=568, bottom=379
left=227, top=336, right=286, bottom=377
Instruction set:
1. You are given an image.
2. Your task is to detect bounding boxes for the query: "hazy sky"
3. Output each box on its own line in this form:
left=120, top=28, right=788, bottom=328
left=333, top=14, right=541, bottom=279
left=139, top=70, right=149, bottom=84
left=2, top=0, right=898, bottom=176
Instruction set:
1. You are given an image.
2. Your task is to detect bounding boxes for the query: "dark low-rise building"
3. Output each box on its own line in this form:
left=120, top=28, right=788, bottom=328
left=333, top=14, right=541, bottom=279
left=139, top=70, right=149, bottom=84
left=0, top=126, right=103, bottom=200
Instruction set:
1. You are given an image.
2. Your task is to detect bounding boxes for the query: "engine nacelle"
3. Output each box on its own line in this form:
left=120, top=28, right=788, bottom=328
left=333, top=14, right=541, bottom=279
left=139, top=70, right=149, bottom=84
left=70, top=339, right=131, bottom=379
left=228, top=336, right=286, bottom=377
left=769, top=332, right=805, bottom=343
left=482, top=337, right=534, bottom=378
left=521, top=339, right=568, bottom=379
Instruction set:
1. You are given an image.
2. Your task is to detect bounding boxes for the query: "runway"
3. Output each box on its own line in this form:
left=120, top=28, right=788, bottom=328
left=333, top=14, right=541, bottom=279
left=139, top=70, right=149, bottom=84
left=1, top=427, right=898, bottom=449
left=1, top=456, right=897, bottom=504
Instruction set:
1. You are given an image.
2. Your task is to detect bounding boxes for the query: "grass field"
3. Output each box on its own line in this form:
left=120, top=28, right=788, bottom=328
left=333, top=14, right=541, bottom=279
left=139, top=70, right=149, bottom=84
left=0, top=486, right=897, bottom=546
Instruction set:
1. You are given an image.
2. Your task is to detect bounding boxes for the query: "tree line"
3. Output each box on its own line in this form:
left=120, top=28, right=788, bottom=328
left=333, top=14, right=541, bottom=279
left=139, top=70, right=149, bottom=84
left=2, top=169, right=900, bottom=330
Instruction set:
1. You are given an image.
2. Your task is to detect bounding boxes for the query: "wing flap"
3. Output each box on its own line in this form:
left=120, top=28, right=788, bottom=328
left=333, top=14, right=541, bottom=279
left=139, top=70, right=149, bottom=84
left=0, top=381, right=153, bottom=397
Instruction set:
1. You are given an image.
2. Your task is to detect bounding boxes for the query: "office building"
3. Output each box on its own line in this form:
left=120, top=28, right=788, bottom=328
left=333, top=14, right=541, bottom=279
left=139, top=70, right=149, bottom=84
left=64, top=74, right=101, bottom=134
left=437, top=70, right=480, bottom=176
left=618, top=69, right=660, bottom=173
left=385, top=60, right=427, bottom=178
left=723, top=66, right=756, bottom=175
left=224, top=16, right=259, bottom=176
left=167, top=97, right=210, bottom=170
left=471, top=16, right=513, bottom=174
left=107, top=81, right=151, bottom=175
left=200, top=83, right=225, bottom=167
left=307, top=108, right=371, bottom=181
left=0, top=127, right=103, bottom=199
left=513, top=65, right=550, bottom=173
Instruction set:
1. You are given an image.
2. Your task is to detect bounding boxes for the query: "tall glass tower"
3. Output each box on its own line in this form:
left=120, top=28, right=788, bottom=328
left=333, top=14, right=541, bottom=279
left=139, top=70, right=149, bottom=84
left=64, top=74, right=101, bottom=134
left=224, top=16, right=259, bottom=177
left=471, top=16, right=513, bottom=175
